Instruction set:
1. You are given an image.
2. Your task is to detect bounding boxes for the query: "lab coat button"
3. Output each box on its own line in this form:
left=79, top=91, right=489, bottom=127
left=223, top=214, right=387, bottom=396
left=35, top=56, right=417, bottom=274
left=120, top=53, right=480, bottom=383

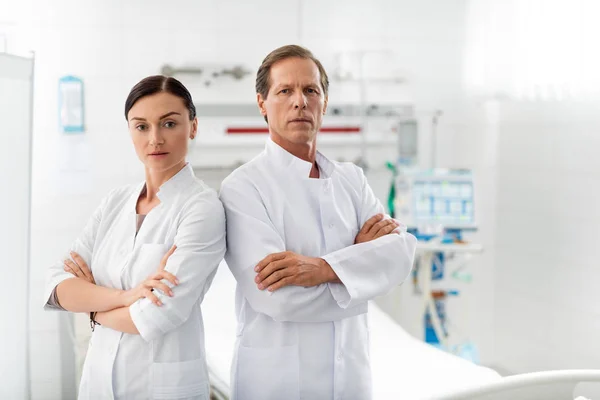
left=329, top=223, right=334, bottom=229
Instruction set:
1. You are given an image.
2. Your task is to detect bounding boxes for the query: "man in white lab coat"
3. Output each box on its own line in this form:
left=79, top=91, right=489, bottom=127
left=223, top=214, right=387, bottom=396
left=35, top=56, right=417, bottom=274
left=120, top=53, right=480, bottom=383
left=219, top=45, right=417, bottom=400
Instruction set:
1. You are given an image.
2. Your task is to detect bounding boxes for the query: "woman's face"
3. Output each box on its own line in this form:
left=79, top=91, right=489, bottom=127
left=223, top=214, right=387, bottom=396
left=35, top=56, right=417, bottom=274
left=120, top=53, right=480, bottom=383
left=127, top=92, right=197, bottom=174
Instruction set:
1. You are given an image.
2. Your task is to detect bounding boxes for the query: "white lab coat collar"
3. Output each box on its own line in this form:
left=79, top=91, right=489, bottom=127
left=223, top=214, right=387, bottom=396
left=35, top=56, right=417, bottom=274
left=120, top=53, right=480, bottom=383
left=157, top=163, right=195, bottom=201
left=135, top=163, right=195, bottom=202
left=265, top=137, right=334, bottom=179
left=126, top=163, right=195, bottom=214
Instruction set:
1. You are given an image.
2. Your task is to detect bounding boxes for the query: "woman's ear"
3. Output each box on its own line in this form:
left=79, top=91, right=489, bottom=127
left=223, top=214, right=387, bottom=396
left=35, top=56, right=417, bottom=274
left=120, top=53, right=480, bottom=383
left=190, top=118, right=198, bottom=140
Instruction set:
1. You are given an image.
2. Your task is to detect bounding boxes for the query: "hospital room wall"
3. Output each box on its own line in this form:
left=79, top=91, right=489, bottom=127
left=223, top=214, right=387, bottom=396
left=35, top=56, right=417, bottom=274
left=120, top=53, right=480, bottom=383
left=492, top=102, right=600, bottom=373
left=5, top=0, right=495, bottom=398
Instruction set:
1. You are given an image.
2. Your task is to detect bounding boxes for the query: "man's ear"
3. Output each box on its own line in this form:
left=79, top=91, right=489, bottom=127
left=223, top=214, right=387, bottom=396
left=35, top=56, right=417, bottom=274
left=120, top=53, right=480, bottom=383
left=257, top=93, right=267, bottom=118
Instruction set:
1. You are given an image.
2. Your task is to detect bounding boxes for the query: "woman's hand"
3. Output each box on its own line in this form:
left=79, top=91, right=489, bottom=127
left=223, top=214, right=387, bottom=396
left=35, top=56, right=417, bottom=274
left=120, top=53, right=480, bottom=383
left=64, top=251, right=95, bottom=284
left=119, top=245, right=179, bottom=307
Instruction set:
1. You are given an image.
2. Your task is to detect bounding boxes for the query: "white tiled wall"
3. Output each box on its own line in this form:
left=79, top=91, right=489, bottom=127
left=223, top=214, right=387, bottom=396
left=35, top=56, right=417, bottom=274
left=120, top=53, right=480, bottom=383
left=5, top=0, right=501, bottom=398
left=493, top=102, right=600, bottom=373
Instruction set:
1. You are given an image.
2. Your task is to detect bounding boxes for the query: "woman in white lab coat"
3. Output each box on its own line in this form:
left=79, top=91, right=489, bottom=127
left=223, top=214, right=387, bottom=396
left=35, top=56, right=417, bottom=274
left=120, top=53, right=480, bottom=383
left=43, top=75, right=226, bottom=399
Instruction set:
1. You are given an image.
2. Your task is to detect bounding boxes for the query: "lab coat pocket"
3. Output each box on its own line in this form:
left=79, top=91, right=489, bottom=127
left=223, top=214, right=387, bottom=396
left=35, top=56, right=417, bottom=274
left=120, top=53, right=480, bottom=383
left=235, top=344, right=300, bottom=400
left=152, top=358, right=209, bottom=399
left=130, top=244, right=170, bottom=285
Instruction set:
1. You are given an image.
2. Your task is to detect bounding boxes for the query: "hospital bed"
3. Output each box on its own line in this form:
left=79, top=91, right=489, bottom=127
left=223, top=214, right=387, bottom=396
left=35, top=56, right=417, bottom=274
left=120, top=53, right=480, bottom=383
left=438, top=370, right=600, bottom=400
left=202, top=262, right=502, bottom=400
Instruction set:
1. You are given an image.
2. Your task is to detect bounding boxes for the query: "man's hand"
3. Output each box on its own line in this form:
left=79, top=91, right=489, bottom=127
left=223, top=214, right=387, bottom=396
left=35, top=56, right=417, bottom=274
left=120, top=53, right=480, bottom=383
left=354, top=213, right=400, bottom=244
left=254, top=251, right=338, bottom=292
left=64, top=251, right=95, bottom=284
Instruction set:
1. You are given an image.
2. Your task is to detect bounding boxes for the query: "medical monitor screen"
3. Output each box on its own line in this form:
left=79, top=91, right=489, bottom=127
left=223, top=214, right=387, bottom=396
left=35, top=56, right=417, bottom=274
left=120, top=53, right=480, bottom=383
left=412, top=180, right=474, bottom=226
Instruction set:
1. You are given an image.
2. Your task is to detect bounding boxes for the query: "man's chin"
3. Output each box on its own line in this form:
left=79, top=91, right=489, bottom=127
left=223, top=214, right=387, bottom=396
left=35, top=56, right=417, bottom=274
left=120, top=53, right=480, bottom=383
left=271, top=130, right=318, bottom=147
left=288, top=130, right=317, bottom=144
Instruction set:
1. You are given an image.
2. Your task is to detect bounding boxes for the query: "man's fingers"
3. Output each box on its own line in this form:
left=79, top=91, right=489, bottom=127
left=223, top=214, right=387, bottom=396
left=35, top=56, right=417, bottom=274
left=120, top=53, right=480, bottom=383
left=258, top=268, right=291, bottom=290
left=159, top=245, right=177, bottom=270
left=268, top=276, right=293, bottom=292
left=360, top=214, right=384, bottom=234
left=255, top=252, right=288, bottom=273
left=256, top=259, right=290, bottom=284
left=375, top=220, right=399, bottom=237
left=371, top=219, right=397, bottom=237
left=374, top=220, right=400, bottom=238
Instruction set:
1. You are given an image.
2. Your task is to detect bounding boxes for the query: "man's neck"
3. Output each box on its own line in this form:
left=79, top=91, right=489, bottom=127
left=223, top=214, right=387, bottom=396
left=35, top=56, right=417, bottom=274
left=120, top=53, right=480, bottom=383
left=270, top=133, right=320, bottom=178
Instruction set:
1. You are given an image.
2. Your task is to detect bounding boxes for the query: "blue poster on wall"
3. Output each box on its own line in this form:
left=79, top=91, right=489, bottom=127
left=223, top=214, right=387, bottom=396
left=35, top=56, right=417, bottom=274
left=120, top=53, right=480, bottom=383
left=58, top=75, right=84, bottom=133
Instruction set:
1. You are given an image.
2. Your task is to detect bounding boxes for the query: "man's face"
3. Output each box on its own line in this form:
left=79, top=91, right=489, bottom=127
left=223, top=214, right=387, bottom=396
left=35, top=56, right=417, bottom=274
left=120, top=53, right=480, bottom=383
left=258, top=57, right=328, bottom=146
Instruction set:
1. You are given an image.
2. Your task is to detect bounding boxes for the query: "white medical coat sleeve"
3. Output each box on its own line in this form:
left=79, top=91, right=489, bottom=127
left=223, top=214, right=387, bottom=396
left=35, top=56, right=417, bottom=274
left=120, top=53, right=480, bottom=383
left=323, top=166, right=417, bottom=309
left=43, top=190, right=112, bottom=311
left=129, top=194, right=226, bottom=342
left=220, top=177, right=367, bottom=323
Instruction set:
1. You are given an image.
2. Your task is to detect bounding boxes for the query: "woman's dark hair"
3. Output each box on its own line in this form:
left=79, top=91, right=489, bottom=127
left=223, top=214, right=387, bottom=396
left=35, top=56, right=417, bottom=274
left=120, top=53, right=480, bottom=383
left=124, top=75, right=197, bottom=120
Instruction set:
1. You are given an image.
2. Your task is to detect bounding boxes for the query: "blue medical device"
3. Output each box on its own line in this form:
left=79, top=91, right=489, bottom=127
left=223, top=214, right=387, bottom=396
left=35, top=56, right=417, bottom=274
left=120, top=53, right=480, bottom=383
left=394, top=168, right=476, bottom=234
left=393, top=169, right=477, bottom=347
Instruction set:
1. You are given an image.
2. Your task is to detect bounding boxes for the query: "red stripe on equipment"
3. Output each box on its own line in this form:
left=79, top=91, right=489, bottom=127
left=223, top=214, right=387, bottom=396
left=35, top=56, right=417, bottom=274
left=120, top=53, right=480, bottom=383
left=226, top=127, right=360, bottom=134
